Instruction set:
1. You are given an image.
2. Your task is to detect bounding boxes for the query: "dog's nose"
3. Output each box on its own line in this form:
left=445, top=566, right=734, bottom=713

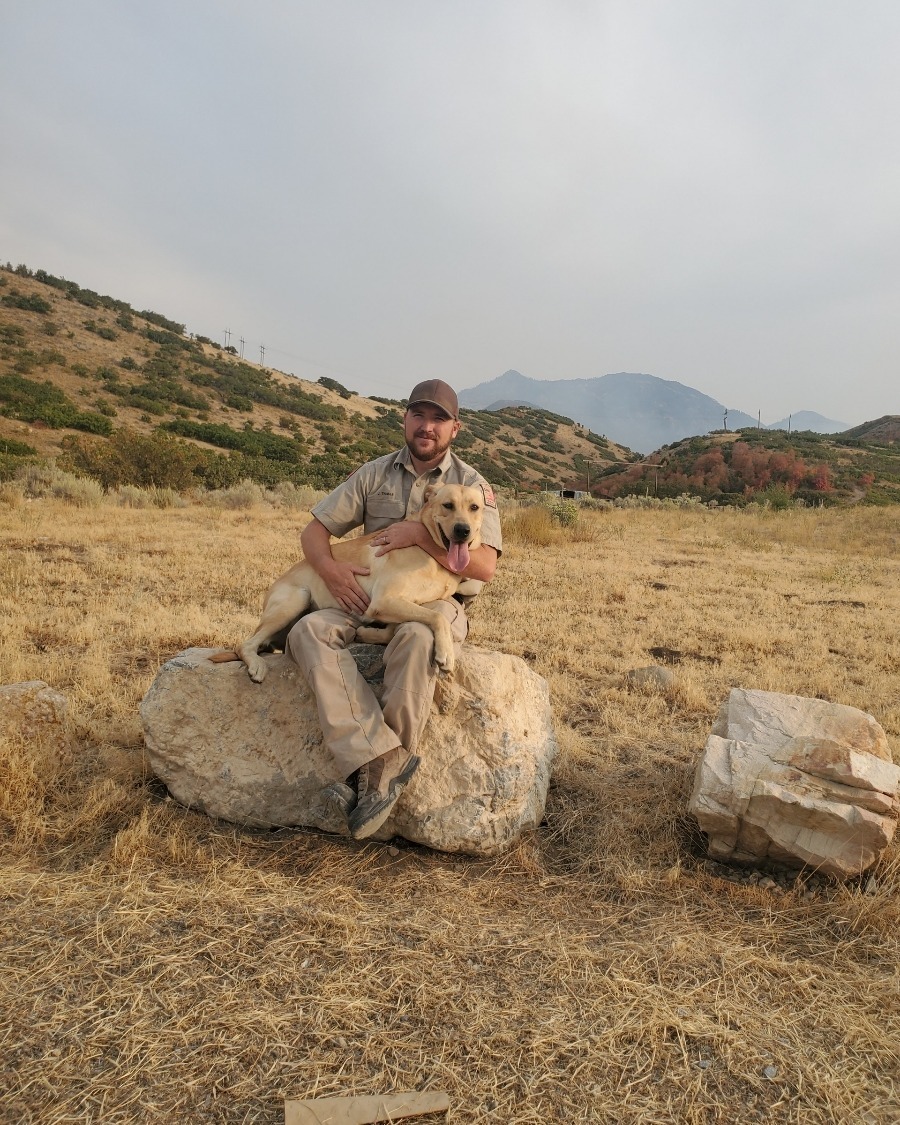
left=452, top=522, right=470, bottom=541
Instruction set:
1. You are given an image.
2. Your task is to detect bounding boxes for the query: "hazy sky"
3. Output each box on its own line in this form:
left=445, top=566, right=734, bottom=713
left=2, top=1, right=898, bottom=424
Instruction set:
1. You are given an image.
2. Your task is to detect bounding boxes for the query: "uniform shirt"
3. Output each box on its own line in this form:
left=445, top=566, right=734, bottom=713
left=311, top=446, right=502, bottom=556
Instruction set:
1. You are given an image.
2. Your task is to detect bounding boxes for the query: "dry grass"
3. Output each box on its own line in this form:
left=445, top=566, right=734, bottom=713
left=2, top=498, right=900, bottom=1123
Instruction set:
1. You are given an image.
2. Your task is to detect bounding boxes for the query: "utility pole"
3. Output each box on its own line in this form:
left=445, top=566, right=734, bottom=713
left=239, top=336, right=245, bottom=359
left=788, top=414, right=792, bottom=434
left=585, top=460, right=602, bottom=494
left=723, top=408, right=729, bottom=432
left=224, top=328, right=231, bottom=348
left=758, top=409, right=761, bottom=430
left=260, top=344, right=266, bottom=367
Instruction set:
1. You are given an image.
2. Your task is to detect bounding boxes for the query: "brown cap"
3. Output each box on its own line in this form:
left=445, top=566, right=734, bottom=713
left=406, top=379, right=459, bottom=419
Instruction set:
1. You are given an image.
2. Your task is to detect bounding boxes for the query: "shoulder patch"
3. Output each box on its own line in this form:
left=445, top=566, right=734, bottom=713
left=481, top=483, right=496, bottom=508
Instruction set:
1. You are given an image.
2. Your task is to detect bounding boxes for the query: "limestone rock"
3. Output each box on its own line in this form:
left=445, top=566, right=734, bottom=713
left=0, top=680, right=71, bottom=777
left=140, top=646, right=557, bottom=857
left=689, top=688, right=900, bottom=877
left=627, top=665, right=675, bottom=692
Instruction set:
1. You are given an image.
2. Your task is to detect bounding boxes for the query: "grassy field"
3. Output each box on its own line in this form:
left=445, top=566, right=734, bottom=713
left=1, top=492, right=899, bottom=1123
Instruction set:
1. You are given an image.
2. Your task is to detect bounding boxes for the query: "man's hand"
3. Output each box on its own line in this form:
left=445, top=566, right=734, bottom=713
left=301, top=516, right=370, bottom=615
left=321, top=558, right=370, bottom=615
left=372, top=520, right=428, bottom=555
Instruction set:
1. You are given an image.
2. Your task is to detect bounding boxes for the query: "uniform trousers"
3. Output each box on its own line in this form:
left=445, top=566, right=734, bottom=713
left=286, top=599, right=468, bottom=780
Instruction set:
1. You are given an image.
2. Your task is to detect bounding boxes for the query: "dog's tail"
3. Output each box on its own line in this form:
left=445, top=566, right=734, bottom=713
left=208, top=650, right=241, bottom=664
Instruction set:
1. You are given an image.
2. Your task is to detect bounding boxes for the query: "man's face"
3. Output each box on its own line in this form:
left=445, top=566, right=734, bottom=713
left=404, top=403, right=461, bottom=464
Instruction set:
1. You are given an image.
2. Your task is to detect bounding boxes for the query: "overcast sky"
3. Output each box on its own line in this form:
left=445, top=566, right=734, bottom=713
left=2, top=1, right=898, bottom=425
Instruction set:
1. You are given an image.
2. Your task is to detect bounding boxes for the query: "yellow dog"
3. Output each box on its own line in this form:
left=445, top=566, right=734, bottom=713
left=213, top=482, right=485, bottom=682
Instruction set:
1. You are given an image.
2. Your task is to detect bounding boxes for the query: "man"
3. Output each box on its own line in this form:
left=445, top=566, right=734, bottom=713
left=286, top=379, right=502, bottom=841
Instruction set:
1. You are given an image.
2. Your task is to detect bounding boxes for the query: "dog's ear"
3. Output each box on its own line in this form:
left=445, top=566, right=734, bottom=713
left=423, top=485, right=437, bottom=503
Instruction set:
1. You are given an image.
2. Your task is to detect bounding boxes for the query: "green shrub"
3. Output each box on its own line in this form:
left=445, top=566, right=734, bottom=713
left=38, top=349, right=66, bottom=368
left=1, top=290, right=52, bottom=314
left=140, top=309, right=185, bottom=335
left=59, top=428, right=210, bottom=491
left=0, top=322, right=26, bottom=346
left=83, top=319, right=118, bottom=340
left=161, top=418, right=305, bottom=463
left=0, top=437, right=37, bottom=457
left=549, top=499, right=579, bottom=526
left=317, top=375, right=355, bottom=399
left=0, top=374, right=113, bottom=434
left=753, top=485, right=793, bottom=511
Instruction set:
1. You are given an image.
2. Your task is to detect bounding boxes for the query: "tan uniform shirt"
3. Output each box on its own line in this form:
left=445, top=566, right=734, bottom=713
left=311, top=446, right=503, bottom=555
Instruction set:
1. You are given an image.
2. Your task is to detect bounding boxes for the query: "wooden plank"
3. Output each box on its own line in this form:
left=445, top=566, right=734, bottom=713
left=284, top=1090, right=450, bottom=1125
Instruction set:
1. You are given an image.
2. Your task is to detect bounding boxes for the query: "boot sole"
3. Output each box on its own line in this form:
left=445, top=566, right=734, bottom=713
left=348, top=754, right=420, bottom=841
left=322, top=781, right=357, bottom=819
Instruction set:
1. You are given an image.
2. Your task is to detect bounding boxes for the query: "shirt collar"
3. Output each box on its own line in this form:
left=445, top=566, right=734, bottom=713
left=393, top=446, right=454, bottom=477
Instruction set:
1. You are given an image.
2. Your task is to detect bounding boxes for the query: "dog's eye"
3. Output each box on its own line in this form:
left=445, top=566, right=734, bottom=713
left=469, top=504, right=480, bottom=512
left=443, top=502, right=454, bottom=510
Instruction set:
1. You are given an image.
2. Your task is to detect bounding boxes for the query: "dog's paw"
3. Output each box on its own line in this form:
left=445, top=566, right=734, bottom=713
left=246, top=656, right=268, bottom=683
left=433, top=646, right=455, bottom=678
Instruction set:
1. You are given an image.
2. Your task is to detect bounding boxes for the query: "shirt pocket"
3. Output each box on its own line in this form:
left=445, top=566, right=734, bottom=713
left=365, top=497, right=407, bottom=532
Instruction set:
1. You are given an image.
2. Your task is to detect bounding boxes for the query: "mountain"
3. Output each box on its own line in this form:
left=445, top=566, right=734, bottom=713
left=766, top=411, right=849, bottom=433
left=459, top=370, right=758, bottom=454
left=0, top=264, right=632, bottom=494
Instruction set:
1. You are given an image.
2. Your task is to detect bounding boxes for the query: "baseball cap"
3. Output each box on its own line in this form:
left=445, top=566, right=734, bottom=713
left=406, top=379, right=459, bottom=420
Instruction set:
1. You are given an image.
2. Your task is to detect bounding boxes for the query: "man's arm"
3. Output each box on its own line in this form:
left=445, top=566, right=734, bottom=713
left=373, top=521, right=498, bottom=583
left=300, top=517, right=371, bottom=615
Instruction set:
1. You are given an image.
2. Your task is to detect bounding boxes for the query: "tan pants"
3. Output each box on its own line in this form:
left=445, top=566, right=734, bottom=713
left=286, top=599, right=468, bottom=780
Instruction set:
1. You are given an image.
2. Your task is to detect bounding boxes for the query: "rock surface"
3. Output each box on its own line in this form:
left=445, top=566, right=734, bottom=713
left=140, top=646, right=557, bottom=856
left=0, top=680, right=71, bottom=776
left=689, top=688, right=900, bottom=877
left=626, top=665, right=676, bottom=692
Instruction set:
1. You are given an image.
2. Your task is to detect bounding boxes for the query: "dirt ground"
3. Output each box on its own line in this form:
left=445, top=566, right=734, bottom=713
left=1, top=496, right=899, bottom=1123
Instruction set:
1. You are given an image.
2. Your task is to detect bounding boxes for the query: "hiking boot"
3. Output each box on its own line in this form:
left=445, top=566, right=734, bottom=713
left=348, top=747, right=420, bottom=841
left=322, top=779, right=358, bottom=820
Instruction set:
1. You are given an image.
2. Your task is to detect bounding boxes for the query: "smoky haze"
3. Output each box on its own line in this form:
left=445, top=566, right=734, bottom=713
left=1, top=1, right=898, bottom=425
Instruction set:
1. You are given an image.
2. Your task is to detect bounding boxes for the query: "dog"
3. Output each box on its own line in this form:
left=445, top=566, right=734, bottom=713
left=211, top=482, right=486, bottom=683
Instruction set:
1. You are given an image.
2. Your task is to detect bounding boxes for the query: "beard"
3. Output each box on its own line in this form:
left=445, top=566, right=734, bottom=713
left=406, top=431, right=453, bottom=463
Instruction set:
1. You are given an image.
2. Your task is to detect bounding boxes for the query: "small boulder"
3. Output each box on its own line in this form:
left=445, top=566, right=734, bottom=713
left=627, top=665, right=675, bottom=692
left=140, top=646, right=558, bottom=857
left=0, top=680, right=71, bottom=777
left=689, top=688, right=900, bottom=878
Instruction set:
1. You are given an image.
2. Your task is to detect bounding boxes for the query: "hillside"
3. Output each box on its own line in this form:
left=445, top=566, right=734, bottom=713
left=841, top=415, right=900, bottom=445
left=459, top=369, right=759, bottom=453
left=0, top=265, right=632, bottom=493
left=593, top=428, right=900, bottom=506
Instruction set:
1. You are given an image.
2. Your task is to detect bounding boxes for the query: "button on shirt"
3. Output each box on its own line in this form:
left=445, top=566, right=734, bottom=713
left=310, top=446, right=502, bottom=556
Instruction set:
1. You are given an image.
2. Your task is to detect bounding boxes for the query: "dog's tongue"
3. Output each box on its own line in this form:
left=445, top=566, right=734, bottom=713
left=447, top=541, right=470, bottom=574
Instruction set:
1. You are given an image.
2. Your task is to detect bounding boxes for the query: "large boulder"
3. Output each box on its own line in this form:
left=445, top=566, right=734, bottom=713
left=140, top=646, right=557, bottom=856
left=689, top=688, right=900, bottom=878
